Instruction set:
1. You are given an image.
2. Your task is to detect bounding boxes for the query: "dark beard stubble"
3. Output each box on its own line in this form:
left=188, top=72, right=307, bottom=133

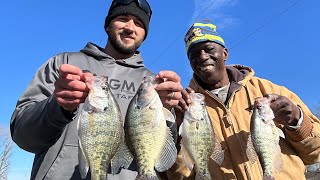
left=108, top=29, right=142, bottom=55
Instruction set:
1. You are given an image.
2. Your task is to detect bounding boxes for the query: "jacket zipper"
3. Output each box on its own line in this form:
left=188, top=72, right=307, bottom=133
left=207, top=88, right=252, bottom=180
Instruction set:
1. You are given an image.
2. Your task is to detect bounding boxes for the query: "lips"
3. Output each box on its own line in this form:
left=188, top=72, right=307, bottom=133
left=120, top=35, right=135, bottom=45
left=121, top=35, right=135, bottom=40
left=198, top=64, right=214, bottom=72
left=120, top=32, right=135, bottom=39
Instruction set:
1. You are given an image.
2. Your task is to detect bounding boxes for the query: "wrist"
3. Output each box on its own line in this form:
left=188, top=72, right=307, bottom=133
left=60, top=106, right=78, bottom=119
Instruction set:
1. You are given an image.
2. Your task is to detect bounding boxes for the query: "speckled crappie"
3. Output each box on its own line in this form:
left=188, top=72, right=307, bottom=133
left=125, top=76, right=177, bottom=180
left=246, top=97, right=283, bottom=180
left=180, top=92, right=224, bottom=180
left=78, top=76, right=132, bottom=180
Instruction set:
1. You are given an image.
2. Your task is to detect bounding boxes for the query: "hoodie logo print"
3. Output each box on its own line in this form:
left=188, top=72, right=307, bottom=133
left=109, top=78, right=136, bottom=100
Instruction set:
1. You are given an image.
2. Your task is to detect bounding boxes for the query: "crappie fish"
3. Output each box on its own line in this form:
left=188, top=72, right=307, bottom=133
left=246, top=97, right=283, bottom=180
left=125, top=76, right=177, bottom=180
left=78, top=76, right=132, bottom=180
left=180, top=92, right=224, bottom=180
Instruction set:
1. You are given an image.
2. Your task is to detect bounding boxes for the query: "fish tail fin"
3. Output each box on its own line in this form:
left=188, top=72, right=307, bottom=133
left=136, top=173, right=159, bottom=180
left=195, top=171, right=212, bottom=180
left=263, top=174, right=275, bottom=180
left=91, top=173, right=108, bottom=180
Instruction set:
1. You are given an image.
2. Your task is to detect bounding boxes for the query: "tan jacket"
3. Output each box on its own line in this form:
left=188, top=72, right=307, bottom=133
left=167, top=65, right=320, bottom=180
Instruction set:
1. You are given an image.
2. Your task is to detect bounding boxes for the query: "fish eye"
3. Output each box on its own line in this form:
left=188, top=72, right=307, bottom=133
left=104, top=107, right=108, bottom=111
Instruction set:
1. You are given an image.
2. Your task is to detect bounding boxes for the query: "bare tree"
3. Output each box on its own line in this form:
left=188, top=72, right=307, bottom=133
left=0, top=128, right=12, bottom=180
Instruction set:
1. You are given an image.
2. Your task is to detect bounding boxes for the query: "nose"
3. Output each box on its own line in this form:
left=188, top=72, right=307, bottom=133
left=124, top=19, right=135, bottom=32
left=199, top=50, right=209, bottom=61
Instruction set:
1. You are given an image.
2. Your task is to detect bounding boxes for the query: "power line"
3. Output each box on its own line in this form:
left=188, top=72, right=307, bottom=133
left=229, top=0, right=302, bottom=50
left=183, top=0, right=303, bottom=82
left=149, top=0, right=217, bottom=66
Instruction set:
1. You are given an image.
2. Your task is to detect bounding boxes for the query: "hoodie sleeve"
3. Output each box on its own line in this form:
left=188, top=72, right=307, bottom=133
left=10, top=54, right=75, bottom=154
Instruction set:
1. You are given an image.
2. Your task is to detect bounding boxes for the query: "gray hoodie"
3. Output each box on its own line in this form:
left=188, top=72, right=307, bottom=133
left=10, top=42, right=156, bottom=179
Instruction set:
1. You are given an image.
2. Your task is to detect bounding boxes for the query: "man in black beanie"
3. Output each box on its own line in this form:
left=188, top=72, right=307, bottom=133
left=104, top=0, right=152, bottom=58
left=105, top=0, right=151, bottom=39
left=10, top=0, right=182, bottom=180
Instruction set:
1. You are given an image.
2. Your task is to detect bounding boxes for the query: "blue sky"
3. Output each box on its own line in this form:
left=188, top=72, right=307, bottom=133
left=1, top=0, right=319, bottom=179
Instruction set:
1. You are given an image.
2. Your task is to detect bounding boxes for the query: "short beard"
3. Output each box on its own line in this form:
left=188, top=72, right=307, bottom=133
left=108, top=30, right=141, bottom=55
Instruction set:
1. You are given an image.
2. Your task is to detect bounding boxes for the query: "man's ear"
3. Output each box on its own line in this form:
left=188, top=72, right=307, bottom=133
left=223, top=48, right=229, bottom=61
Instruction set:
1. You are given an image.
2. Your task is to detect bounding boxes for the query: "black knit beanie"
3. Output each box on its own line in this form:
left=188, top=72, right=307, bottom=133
left=104, top=2, right=150, bottom=40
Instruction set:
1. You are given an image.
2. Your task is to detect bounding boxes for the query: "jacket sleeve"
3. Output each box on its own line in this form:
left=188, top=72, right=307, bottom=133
left=10, top=54, right=75, bottom=154
left=250, top=77, right=320, bottom=164
left=278, top=85, right=320, bottom=164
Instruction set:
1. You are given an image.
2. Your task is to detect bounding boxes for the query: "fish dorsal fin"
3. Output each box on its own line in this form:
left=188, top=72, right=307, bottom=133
left=276, top=127, right=285, bottom=139
left=178, top=122, right=184, bottom=136
left=162, top=107, right=175, bottom=123
left=246, top=134, right=258, bottom=164
left=78, top=140, right=89, bottom=179
left=273, top=143, right=283, bottom=174
left=154, top=127, right=177, bottom=172
left=178, top=120, right=194, bottom=170
left=211, top=137, right=224, bottom=165
left=180, top=142, right=195, bottom=171
left=272, top=126, right=283, bottom=174
left=78, top=109, right=89, bottom=179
